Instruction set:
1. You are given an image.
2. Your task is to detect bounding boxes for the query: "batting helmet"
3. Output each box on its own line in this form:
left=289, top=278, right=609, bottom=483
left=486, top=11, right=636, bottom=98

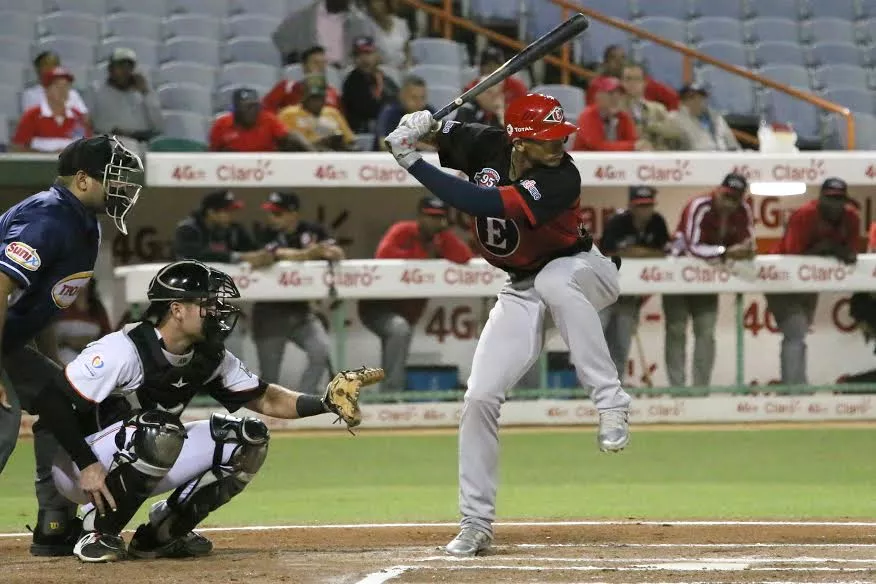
left=504, top=93, right=577, bottom=141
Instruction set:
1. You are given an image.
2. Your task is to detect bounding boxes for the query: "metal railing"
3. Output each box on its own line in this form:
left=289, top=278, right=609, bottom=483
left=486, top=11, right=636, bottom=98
left=402, top=0, right=855, bottom=150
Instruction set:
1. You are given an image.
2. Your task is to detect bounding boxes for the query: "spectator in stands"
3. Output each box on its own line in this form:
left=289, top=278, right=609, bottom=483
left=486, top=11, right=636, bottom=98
left=90, top=48, right=163, bottom=155
left=278, top=75, right=356, bottom=151
left=465, top=47, right=528, bottom=105
left=358, top=196, right=473, bottom=392
left=210, top=87, right=313, bottom=152
left=359, top=0, right=411, bottom=70
left=573, top=76, right=650, bottom=151
left=665, top=173, right=755, bottom=388
left=252, top=191, right=343, bottom=395
left=263, top=46, right=342, bottom=113
left=671, top=83, right=740, bottom=152
left=599, top=186, right=670, bottom=382
left=272, top=0, right=368, bottom=68
left=621, top=62, right=682, bottom=151
left=21, top=50, right=88, bottom=117
left=342, top=36, right=399, bottom=133
left=12, top=67, right=90, bottom=153
left=587, top=45, right=679, bottom=111
left=375, top=75, right=433, bottom=150
left=767, top=178, right=859, bottom=385
left=55, top=280, right=112, bottom=365
left=454, top=81, right=504, bottom=129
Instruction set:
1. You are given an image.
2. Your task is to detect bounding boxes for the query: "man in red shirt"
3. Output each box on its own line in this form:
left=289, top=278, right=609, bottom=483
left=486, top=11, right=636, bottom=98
left=263, top=46, right=341, bottom=113
left=209, top=87, right=311, bottom=152
left=13, top=67, right=90, bottom=153
left=358, top=195, right=473, bottom=392
left=767, top=177, right=859, bottom=384
left=665, top=172, right=755, bottom=388
left=463, top=47, right=528, bottom=105
left=586, top=45, right=679, bottom=111
left=574, top=76, right=648, bottom=151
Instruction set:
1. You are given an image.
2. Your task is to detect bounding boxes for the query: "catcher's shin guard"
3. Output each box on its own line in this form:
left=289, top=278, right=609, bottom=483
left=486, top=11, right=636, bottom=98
left=149, top=413, right=269, bottom=542
left=84, top=410, right=186, bottom=535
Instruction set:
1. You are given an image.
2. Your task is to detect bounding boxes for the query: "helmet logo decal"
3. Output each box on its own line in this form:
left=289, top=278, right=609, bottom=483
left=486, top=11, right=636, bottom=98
left=543, top=106, right=565, bottom=123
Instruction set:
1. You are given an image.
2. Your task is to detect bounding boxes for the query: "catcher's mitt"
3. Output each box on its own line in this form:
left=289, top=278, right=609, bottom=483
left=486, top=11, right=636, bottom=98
left=322, top=366, right=384, bottom=432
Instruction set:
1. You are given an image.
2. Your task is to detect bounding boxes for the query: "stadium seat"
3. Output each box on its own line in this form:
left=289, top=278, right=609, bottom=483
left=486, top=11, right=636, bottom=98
left=569, top=0, right=631, bottom=20
left=758, top=64, right=812, bottom=90
left=695, top=0, right=749, bottom=19
left=583, top=25, right=632, bottom=62
left=157, top=62, right=217, bottom=90
left=530, top=84, right=585, bottom=120
left=325, top=66, right=342, bottom=89
left=214, top=83, right=270, bottom=112
left=633, top=42, right=684, bottom=89
left=44, top=0, right=108, bottom=17
left=38, top=12, right=101, bottom=40
left=157, top=82, right=213, bottom=115
left=698, top=66, right=757, bottom=114
left=637, top=17, right=688, bottom=44
left=410, top=38, right=466, bottom=67
left=104, top=13, right=161, bottom=40
left=632, top=0, right=695, bottom=19
left=229, top=0, right=286, bottom=18
left=223, top=37, right=281, bottom=67
left=833, top=112, right=876, bottom=149
left=107, top=0, right=168, bottom=17
left=470, top=0, right=521, bottom=23
left=802, top=18, right=858, bottom=45
left=226, top=14, right=277, bottom=39
left=354, top=133, right=375, bottom=152
left=689, top=17, right=745, bottom=44
left=822, top=87, right=874, bottom=115
left=101, top=37, right=160, bottom=68
left=167, top=0, right=230, bottom=18
left=0, top=62, right=27, bottom=92
left=0, top=84, right=21, bottom=119
left=746, top=18, right=800, bottom=44
left=696, top=41, right=749, bottom=68
left=0, top=114, right=9, bottom=150
left=525, top=0, right=564, bottom=40
left=408, top=65, right=463, bottom=92
left=0, top=12, right=37, bottom=40
left=163, top=14, right=221, bottom=40
left=3, top=0, right=46, bottom=14
left=801, top=0, right=864, bottom=20
left=34, top=36, right=96, bottom=67
left=381, top=65, right=402, bottom=88
left=815, top=65, right=869, bottom=91
left=426, top=85, right=462, bottom=113
left=282, top=64, right=303, bottom=83
left=747, top=0, right=800, bottom=19
left=161, top=37, right=220, bottom=68
left=161, top=110, right=209, bottom=142
left=218, top=63, right=278, bottom=89
left=765, top=91, right=822, bottom=140
left=752, top=41, right=807, bottom=67
left=809, top=42, right=864, bottom=67
left=148, top=136, right=208, bottom=151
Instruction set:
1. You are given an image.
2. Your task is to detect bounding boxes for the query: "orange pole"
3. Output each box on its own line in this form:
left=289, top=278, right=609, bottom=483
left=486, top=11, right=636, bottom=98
left=442, top=0, right=452, bottom=39
left=560, top=6, right=570, bottom=85
left=846, top=113, right=856, bottom=149
left=682, top=54, right=693, bottom=84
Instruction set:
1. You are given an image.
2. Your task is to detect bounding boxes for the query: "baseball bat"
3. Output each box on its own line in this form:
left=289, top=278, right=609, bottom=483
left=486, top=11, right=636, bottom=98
left=432, top=13, right=591, bottom=120
left=633, top=331, right=654, bottom=389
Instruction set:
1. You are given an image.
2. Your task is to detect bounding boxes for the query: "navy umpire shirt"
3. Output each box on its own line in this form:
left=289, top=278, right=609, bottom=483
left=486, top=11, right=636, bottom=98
left=0, top=184, right=100, bottom=353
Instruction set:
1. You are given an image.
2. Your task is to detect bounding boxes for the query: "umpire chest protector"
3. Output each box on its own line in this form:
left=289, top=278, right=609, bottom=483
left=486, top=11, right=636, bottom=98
left=126, top=321, right=225, bottom=415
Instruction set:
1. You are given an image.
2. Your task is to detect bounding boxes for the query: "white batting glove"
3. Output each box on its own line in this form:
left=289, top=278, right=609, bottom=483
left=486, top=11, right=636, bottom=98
left=385, top=126, right=422, bottom=170
left=398, top=110, right=438, bottom=139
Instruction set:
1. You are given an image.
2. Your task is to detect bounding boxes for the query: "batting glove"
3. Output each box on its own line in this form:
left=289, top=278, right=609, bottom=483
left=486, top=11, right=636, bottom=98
left=398, top=110, right=439, bottom=139
left=385, top=126, right=422, bottom=170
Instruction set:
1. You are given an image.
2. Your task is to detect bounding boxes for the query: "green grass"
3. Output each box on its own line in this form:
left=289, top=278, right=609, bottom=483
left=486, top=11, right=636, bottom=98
left=2, top=426, right=876, bottom=531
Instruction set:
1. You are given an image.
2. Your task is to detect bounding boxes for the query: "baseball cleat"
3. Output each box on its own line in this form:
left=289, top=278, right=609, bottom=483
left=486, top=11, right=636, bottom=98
left=29, top=512, right=81, bottom=557
left=128, top=523, right=213, bottom=559
left=74, top=531, right=127, bottom=563
left=445, top=527, right=492, bottom=557
left=598, top=407, right=630, bottom=452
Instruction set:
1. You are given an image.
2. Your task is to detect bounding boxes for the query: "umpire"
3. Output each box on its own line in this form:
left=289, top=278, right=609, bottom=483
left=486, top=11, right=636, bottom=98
left=0, top=135, right=143, bottom=556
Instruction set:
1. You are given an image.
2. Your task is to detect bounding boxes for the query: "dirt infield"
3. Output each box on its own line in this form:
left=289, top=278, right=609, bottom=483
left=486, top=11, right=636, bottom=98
left=4, top=522, right=876, bottom=584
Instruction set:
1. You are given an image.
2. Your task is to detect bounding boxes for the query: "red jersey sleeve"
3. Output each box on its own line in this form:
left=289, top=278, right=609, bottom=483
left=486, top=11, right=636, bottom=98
left=13, top=107, right=38, bottom=147
left=262, top=80, right=289, bottom=113
left=435, top=229, right=474, bottom=264
left=209, top=115, right=229, bottom=151
left=375, top=222, right=420, bottom=259
left=644, top=77, right=680, bottom=111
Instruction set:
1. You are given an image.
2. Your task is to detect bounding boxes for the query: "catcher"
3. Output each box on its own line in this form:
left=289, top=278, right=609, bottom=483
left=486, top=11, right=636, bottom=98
left=32, top=259, right=382, bottom=563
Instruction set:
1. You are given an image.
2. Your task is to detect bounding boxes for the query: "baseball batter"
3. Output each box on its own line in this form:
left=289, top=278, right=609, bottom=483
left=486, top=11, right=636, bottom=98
left=385, top=94, right=632, bottom=556
left=33, top=260, right=380, bottom=562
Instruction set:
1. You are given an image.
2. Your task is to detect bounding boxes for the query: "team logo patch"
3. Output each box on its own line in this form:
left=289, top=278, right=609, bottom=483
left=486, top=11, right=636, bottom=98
left=475, top=217, right=521, bottom=258
left=520, top=179, right=541, bottom=200
left=543, top=106, right=565, bottom=123
left=91, top=355, right=104, bottom=369
left=474, top=168, right=501, bottom=187
left=441, top=120, right=459, bottom=134
left=4, top=242, right=41, bottom=271
left=51, top=271, right=94, bottom=309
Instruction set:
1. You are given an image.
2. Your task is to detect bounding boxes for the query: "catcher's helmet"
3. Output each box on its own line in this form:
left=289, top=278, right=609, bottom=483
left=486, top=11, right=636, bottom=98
left=146, top=260, right=241, bottom=342
left=504, top=93, right=578, bottom=141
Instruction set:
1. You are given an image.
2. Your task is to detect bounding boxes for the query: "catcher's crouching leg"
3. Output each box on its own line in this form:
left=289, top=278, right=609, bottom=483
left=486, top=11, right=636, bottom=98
left=129, top=413, right=269, bottom=559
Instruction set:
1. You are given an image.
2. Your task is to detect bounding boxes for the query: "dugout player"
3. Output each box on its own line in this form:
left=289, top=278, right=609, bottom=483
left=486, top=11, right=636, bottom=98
left=34, top=260, right=378, bottom=562
left=0, top=135, right=143, bottom=556
left=385, top=94, right=632, bottom=557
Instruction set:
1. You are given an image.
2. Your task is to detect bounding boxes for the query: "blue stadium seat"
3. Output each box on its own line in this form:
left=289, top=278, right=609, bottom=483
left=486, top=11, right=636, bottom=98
left=753, top=41, right=807, bottom=67
left=0, top=11, right=37, bottom=40
left=0, top=62, right=27, bottom=92
left=746, top=18, right=800, bottom=44
left=226, top=14, right=277, bottom=39
left=823, top=87, right=874, bottom=115
left=633, top=0, right=695, bottom=19
left=815, top=65, right=869, bottom=90
left=163, top=14, right=221, bottom=40
left=161, top=110, right=209, bottom=142
left=282, top=64, right=303, bottom=83
left=408, top=65, right=462, bottom=92
left=765, top=91, right=821, bottom=140
left=381, top=65, right=402, bottom=88
left=696, top=41, right=748, bottom=68
left=2, top=0, right=46, bottom=14
left=758, top=64, right=812, bottom=90
left=831, top=112, right=876, bottom=149
left=223, top=37, right=281, bottom=67
left=747, top=0, right=800, bottom=19
left=38, top=12, right=101, bottom=40
left=0, top=84, right=21, bottom=119
left=44, top=0, right=108, bottom=17
left=229, top=0, right=286, bottom=18
left=218, top=63, right=278, bottom=89
left=801, top=0, right=863, bottom=20
left=573, top=0, right=632, bottom=20
left=157, top=82, right=213, bottom=115
left=695, top=0, right=749, bottom=19
left=107, top=0, right=168, bottom=17
left=637, top=17, right=688, bottom=44
left=101, top=37, right=160, bottom=68
left=530, top=84, right=585, bottom=120
left=157, top=62, right=217, bottom=89
left=34, top=36, right=96, bottom=67
left=2, top=36, right=34, bottom=66
left=809, top=42, right=863, bottom=67
left=427, top=85, right=463, bottom=113
left=161, top=37, right=220, bottom=68
left=689, top=17, right=744, bottom=44
left=802, top=18, right=858, bottom=45
left=698, top=66, right=756, bottom=114
left=583, top=25, right=632, bottom=63
left=633, top=42, right=684, bottom=88
left=104, top=13, right=161, bottom=40
left=525, top=0, right=564, bottom=40
left=410, top=38, right=466, bottom=67
left=470, top=0, right=521, bottom=23
left=167, top=0, right=230, bottom=18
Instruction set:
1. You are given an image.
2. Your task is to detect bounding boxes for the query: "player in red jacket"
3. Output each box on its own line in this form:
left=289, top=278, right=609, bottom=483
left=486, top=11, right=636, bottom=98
left=385, top=93, right=631, bottom=558
left=573, top=77, right=645, bottom=151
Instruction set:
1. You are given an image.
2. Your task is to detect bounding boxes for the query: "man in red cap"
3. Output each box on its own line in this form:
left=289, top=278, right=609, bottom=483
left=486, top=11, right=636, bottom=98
left=573, top=76, right=649, bottom=151
left=13, top=67, right=90, bottom=153
left=767, top=177, right=859, bottom=384
left=385, top=94, right=631, bottom=557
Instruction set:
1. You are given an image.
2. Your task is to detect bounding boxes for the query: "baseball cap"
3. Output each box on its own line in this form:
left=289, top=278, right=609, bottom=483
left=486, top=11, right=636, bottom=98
left=201, top=190, right=244, bottom=212
left=41, top=66, right=74, bottom=86
left=57, top=135, right=115, bottom=178
left=720, top=172, right=748, bottom=194
left=109, top=47, right=138, bottom=65
left=820, top=177, right=849, bottom=198
left=418, top=195, right=448, bottom=216
left=352, top=36, right=376, bottom=55
left=261, top=191, right=300, bottom=213
left=679, top=82, right=709, bottom=97
left=628, top=185, right=656, bottom=206
left=232, top=87, right=260, bottom=107
left=590, top=76, right=623, bottom=94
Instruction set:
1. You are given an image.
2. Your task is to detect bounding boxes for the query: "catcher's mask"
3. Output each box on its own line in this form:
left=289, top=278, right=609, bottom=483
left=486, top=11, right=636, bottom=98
left=146, top=260, right=241, bottom=343
left=58, top=135, right=144, bottom=235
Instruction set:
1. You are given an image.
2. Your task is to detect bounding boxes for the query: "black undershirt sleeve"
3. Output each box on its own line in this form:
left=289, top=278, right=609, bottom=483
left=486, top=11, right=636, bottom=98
left=35, top=374, right=98, bottom=470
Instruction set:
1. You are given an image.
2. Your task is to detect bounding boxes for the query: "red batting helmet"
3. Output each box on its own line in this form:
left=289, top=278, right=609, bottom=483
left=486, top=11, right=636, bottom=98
left=504, top=93, right=578, bottom=141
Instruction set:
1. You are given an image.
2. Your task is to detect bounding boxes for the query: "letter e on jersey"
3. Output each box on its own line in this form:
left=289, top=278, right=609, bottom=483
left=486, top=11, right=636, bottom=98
left=4, top=241, right=41, bottom=271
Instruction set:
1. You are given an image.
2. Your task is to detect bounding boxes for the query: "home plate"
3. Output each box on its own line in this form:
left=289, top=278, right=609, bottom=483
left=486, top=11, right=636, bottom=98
left=634, top=562, right=750, bottom=571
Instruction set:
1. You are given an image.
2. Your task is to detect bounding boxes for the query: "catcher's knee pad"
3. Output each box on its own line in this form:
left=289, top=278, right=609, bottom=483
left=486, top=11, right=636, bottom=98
left=209, top=412, right=269, bottom=475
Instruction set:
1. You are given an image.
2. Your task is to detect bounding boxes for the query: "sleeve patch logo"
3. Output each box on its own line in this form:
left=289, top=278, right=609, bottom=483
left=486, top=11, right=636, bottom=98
left=4, top=242, right=41, bottom=271
left=51, top=271, right=94, bottom=309
left=91, top=355, right=104, bottom=369
left=474, top=168, right=501, bottom=187
left=520, top=179, right=542, bottom=200
left=441, top=120, right=459, bottom=134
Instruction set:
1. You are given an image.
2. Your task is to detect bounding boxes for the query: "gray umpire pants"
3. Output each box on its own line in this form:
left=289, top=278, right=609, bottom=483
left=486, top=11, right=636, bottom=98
left=0, top=346, right=76, bottom=514
left=358, top=304, right=413, bottom=392
left=599, top=296, right=643, bottom=384
left=662, top=294, right=719, bottom=387
left=251, top=302, right=332, bottom=394
left=766, top=293, right=818, bottom=385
